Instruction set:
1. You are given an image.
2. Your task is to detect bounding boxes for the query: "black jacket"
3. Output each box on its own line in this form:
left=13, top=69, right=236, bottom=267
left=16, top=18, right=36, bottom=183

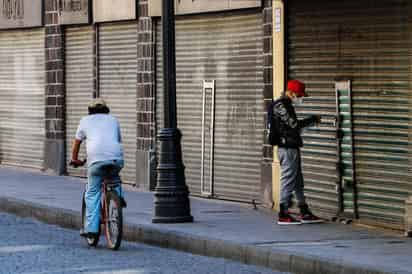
left=271, top=96, right=316, bottom=148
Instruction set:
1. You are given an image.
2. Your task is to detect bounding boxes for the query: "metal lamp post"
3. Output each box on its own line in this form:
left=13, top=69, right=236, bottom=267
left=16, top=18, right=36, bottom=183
left=152, top=0, right=193, bottom=223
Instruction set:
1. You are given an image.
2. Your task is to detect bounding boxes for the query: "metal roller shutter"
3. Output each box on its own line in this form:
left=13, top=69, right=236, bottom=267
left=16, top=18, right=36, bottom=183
left=99, top=22, right=137, bottom=185
left=0, top=28, right=45, bottom=169
left=65, top=26, right=95, bottom=177
left=288, top=0, right=412, bottom=227
left=287, top=1, right=340, bottom=216
left=156, top=12, right=263, bottom=202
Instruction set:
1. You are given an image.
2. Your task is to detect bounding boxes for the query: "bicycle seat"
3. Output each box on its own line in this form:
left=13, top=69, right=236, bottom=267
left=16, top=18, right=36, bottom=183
left=101, top=164, right=117, bottom=178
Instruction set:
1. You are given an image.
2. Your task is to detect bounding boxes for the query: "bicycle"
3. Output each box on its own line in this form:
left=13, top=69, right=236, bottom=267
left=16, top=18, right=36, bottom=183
left=70, top=160, right=123, bottom=250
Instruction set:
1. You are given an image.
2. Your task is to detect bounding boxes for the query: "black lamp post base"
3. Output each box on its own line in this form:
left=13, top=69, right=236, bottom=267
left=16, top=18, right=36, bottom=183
left=152, top=214, right=193, bottom=224
left=152, top=128, right=193, bottom=223
left=154, top=0, right=193, bottom=224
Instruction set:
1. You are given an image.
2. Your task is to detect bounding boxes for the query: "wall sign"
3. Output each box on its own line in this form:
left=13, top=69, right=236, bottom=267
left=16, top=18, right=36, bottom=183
left=58, top=0, right=90, bottom=25
left=274, top=8, right=281, bottom=33
left=93, top=0, right=136, bottom=23
left=0, top=0, right=42, bottom=29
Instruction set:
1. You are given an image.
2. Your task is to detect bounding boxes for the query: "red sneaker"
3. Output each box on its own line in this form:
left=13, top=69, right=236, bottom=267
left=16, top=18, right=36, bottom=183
left=277, top=213, right=302, bottom=225
left=300, top=212, right=324, bottom=224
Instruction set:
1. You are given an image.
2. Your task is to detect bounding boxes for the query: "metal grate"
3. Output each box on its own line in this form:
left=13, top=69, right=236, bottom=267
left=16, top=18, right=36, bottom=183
left=0, top=28, right=45, bottom=169
left=99, top=22, right=138, bottom=185
left=156, top=12, right=263, bottom=202
left=288, top=0, right=412, bottom=228
left=65, top=26, right=95, bottom=177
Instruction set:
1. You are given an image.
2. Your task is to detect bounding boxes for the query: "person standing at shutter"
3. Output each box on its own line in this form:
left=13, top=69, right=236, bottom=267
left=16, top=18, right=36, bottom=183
left=272, top=80, right=323, bottom=225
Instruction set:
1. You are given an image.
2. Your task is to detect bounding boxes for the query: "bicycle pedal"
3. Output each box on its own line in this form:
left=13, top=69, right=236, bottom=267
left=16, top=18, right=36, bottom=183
left=121, top=197, right=127, bottom=208
left=79, top=229, right=87, bottom=237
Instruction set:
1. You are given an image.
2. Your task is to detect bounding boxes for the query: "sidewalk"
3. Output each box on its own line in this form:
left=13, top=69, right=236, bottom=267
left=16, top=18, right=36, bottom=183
left=0, top=166, right=410, bottom=274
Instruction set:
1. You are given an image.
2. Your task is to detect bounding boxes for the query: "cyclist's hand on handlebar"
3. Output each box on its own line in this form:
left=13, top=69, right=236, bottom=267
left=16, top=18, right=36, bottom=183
left=70, top=159, right=86, bottom=168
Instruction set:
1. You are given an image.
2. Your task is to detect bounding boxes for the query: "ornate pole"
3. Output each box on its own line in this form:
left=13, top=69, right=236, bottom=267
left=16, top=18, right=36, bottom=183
left=152, top=0, right=193, bottom=223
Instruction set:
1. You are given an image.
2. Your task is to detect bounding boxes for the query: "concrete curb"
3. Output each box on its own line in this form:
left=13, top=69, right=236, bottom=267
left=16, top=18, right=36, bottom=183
left=0, top=196, right=391, bottom=274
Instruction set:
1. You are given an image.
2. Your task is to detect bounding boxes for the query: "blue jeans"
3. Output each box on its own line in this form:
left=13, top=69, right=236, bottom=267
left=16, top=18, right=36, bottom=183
left=85, top=159, right=124, bottom=233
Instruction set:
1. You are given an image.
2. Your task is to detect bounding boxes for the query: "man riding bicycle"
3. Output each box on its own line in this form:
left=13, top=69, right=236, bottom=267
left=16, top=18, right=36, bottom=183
left=71, top=98, right=126, bottom=238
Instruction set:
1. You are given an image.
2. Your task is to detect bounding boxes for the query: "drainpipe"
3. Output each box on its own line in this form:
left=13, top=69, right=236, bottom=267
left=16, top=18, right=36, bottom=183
left=150, top=17, right=157, bottom=191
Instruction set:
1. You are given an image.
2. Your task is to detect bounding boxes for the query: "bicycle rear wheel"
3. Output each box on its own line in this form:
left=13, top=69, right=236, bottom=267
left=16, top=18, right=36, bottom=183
left=81, top=192, right=100, bottom=247
left=104, top=191, right=123, bottom=250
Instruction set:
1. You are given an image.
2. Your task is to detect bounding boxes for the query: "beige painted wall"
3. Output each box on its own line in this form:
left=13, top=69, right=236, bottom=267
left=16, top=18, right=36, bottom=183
left=94, top=0, right=136, bottom=23
left=148, top=0, right=260, bottom=17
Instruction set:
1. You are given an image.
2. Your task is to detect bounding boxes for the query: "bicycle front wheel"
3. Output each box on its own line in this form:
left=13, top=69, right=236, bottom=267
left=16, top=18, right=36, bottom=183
left=104, top=191, right=123, bottom=250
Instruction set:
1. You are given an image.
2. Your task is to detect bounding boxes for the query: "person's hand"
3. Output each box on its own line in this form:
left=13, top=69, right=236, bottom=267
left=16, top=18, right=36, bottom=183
left=313, top=115, right=321, bottom=126
left=70, top=159, right=86, bottom=168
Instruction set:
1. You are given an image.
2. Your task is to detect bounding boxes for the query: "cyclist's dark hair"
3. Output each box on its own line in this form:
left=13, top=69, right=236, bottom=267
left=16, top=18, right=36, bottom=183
left=88, top=105, right=110, bottom=115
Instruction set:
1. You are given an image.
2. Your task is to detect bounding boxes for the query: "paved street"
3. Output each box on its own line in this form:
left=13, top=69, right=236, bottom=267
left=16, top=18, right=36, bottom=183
left=0, top=213, right=285, bottom=274
left=1, top=167, right=411, bottom=274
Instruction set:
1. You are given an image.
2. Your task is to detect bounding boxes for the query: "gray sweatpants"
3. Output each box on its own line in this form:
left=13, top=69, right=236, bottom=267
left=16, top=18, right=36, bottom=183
left=278, top=147, right=306, bottom=209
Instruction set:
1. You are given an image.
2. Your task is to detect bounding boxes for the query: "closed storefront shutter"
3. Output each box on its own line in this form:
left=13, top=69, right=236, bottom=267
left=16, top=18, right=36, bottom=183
left=0, top=29, right=45, bottom=169
left=99, top=22, right=137, bottom=185
left=288, top=0, right=412, bottom=227
left=156, top=12, right=263, bottom=202
left=65, top=26, right=95, bottom=177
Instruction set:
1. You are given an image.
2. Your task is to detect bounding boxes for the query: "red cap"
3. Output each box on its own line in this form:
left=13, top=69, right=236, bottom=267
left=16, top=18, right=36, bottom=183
left=287, top=80, right=306, bottom=97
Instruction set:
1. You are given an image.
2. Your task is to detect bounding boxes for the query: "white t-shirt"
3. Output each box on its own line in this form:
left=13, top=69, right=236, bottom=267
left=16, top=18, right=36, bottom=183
left=75, top=114, right=124, bottom=166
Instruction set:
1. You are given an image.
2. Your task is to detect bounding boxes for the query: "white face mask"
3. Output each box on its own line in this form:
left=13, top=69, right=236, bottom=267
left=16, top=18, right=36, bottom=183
left=292, top=97, right=303, bottom=105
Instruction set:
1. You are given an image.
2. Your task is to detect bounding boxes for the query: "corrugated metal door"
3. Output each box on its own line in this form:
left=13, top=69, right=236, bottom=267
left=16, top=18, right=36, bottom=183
left=288, top=0, right=412, bottom=227
left=65, top=26, right=95, bottom=177
left=0, top=29, right=45, bottom=169
left=287, top=1, right=340, bottom=216
left=156, top=12, right=263, bottom=202
left=99, top=22, right=137, bottom=185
